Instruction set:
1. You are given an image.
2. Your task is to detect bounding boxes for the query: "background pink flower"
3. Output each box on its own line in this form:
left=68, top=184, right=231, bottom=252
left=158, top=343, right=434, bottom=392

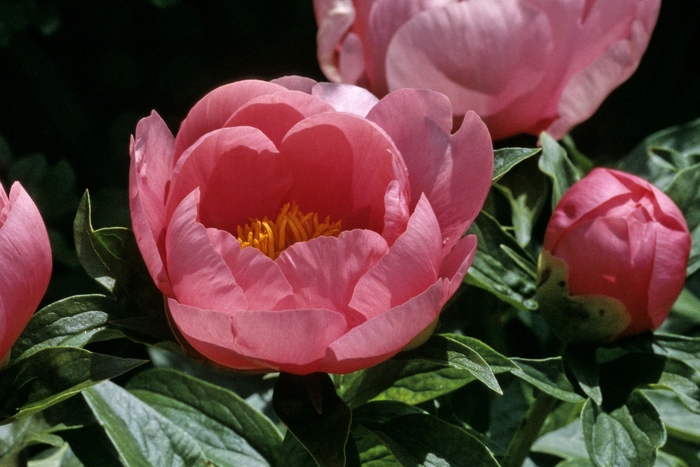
left=315, top=0, right=661, bottom=140
left=0, top=182, right=53, bottom=365
left=537, top=168, right=691, bottom=344
left=130, top=77, right=493, bottom=374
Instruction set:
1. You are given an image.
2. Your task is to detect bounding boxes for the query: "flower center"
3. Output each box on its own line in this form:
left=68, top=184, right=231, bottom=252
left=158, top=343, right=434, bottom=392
left=236, top=202, right=342, bottom=259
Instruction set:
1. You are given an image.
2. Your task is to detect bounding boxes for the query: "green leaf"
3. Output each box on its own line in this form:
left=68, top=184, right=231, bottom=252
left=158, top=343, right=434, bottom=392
left=618, top=117, right=700, bottom=190
left=273, top=373, right=351, bottom=467
left=532, top=419, right=588, bottom=459
left=73, top=191, right=171, bottom=343
left=126, top=368, right=282, bottom=467
left=465, top=211, right=538, bottom=310
left=337, top=360, right=477, bottom=409
left=510, top=357, right=584, bottom=403
left=0, top=348, right=145, bottom=423
left=398, top=334, right=506, bottom=394
left=653, top=334, right=700, bottom=375
left=360, top=413, right=499, bottom=467
left=10, top=295, right=122, bottom=364
left=671, top=289, right=700, bottom=323
left=654, top=359, right=700, bottom=415
left=495, top=160, right=548, bottom=246
left=27, top=442, right=84, bottom=467
left=644, top=389, right=700, bottom=445
left=582, top=391, right=666, bottom=467
left=493, top=147, right=541, bottom=181
left=353, top=426, right=402, bottom=467
left=538, top=132, right=585, bottom=209
left=0, top=414, right=65, bottom=466
left=83, top=381, right=210, bottom=467
left=664, top=163, right=700, bottom=275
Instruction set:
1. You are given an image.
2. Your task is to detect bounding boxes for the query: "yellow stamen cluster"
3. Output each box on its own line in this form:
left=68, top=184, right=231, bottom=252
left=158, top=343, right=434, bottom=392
left=236, top=202, right=342, bottom=259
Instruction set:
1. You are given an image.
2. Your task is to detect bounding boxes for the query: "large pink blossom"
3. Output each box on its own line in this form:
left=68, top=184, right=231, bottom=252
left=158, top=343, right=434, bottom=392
left=315, top=0, right=660, bottom=140
left=537, top=168, right=690, bottom=344
left=129, top=77, right=493, bottom=374
left=0, top=182, right=52, bottom=365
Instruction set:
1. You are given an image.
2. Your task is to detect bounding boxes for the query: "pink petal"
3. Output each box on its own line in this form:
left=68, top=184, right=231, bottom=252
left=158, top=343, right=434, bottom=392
left=349, top=195, right=443, bottom=321
left=276, top=229, right=388, bottom=324
left=314, top=0, right=357, bottom=83
left=366, top=0, right=456, bottom=96
left=169, top=299, right=348, bottom=374
left=547, top=0, right=660, bottom=138
left=338, top=32, right=366, bottom=84
left=271, top=75, right=318, bottom=93
left=224, top=89, right=335, bottom=147
left=165, top=190, right=248, bottom=313
left=205, top=227, right=296, bottom=311
left=0, top=183, right=52, bottom=360
left=166, top=126, right=292, bottom=234
left=311, top=82, right=379, bottom=117
left=385, top=0, right=553, bottom=118
left=367, top=90, right=493, bottom=253
left=172, top=80, right=287, bottom=162
left=129, top=111, right=176, bottom=295
left=322, top=280, right=445, bottom=374
left=439, top=234, right=478, bottom=297
left=279, top=112, right=408, bottom=233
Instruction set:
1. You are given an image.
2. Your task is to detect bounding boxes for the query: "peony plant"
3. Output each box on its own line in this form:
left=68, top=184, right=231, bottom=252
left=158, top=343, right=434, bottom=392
left=314, top=0, right=660, bottom=140
left=536, top=168, right=691, bottom=344
left=0, top=181, right=52, bottom=368
left=129, top=77, right=493, bottom=374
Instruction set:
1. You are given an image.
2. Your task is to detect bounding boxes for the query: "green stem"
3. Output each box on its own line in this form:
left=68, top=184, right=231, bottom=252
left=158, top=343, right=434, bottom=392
left=502, top=391, right=558, bottom=467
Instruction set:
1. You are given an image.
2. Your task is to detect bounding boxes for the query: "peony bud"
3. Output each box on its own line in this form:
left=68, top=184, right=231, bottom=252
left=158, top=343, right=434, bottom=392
left=536, top=168, right=691, bottom=344
left=0, top=181, right=52, bottom=367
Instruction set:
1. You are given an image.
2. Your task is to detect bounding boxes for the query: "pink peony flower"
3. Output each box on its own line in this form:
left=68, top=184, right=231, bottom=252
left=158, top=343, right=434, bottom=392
left=536, top=168, right=691, bottom=344
left=0, top=181, right=52, bottom=366
left=129, top=77, right=493, bottom=374
left=314, top=0, right=660, bottom=140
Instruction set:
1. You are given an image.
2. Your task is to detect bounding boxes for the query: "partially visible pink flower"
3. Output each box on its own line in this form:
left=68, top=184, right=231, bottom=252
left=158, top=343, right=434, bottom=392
left=536, top=168, right=691, bottom=344
left=129, top=77, right=493, bottom=374
left=0, top=182, right=52, bottom=366
left=315, top=0, right=660, bottom=140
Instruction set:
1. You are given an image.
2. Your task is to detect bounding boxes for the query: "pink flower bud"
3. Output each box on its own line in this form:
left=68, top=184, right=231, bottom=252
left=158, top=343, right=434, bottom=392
left=0, top=182, right=52, bottom=366
left=536, top=168, right=691, bottom=344
left=314, top=0, right=660, bottom=140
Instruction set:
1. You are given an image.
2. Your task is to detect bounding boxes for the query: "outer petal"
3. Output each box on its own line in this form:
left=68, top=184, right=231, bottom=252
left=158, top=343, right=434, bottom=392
left=315, top=0, right=357, bottom=82
left=168, top=299, right=348, bottom=374
left=0, top=183, right=52, bottom=360
left=322, top=280, right=444, bottom=373
left=166, top=126, right=292, bottom=234
left=165, top=190, right=248, bottom=313
left=206, top=228, right=296, bottom=311
left=349, top=195, right=442, bottom=321
left=276, top=229, right=388, bottom=324
left=547, top=0, right=660, bottom=138
left=385, top=0, right=553, bottom=117
left=311, top=82, right=379, bottom=117
left=280, top=112, right=409, bottom=234
left=367, top=90, right=493, bottom=253
left=271, top=75, right=318, bottom=94
left=129, top=111, right=175, bottom=295
left=172, top=80, right=287, bottom=162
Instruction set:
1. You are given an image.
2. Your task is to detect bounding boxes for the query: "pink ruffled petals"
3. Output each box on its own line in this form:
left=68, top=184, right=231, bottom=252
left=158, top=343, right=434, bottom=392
left=206, top=227, right=296, bottom=311
left=271, top=75, right=319, bottom=94
left=129, top=111, right=176, bottom=295
left=368, top=89, right=493, bottom=253
left=276, top=229, right=388, bottom=324
left=349, top=195, right=442, bottom=321
left=280, top=112, right=407, bottom=233
left=165, top=190, right=248, bottom=312
left=314, top=0, right=357, bottom=83
left=438, top=234, right=477, bottom=298
left=224, top=90, right=336, bottom=147
left=166, top=126, right=292, bottom=234
left=322, top=281, right=445, bottom=374
left=173, top=80, right=287, bottom=162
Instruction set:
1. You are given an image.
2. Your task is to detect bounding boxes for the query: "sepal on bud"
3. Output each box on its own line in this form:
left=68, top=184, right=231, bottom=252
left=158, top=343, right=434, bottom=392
left=536, top=250, right=630, bottom=345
